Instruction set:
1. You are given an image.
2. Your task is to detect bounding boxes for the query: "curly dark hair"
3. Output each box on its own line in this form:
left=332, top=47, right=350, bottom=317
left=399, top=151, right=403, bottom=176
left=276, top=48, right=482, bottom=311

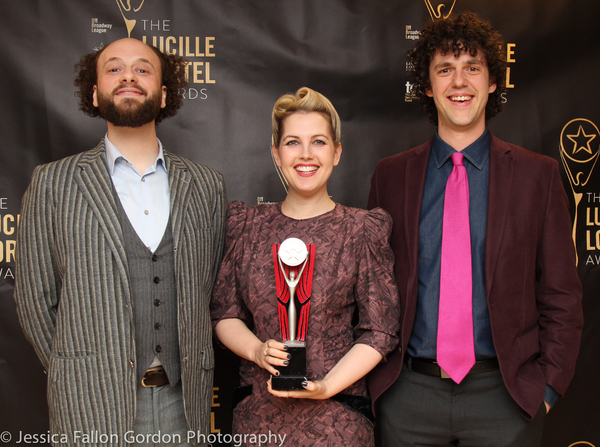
left=74, top=42, right=188, bottom=124
left=408, top=12, right=507, bottom=125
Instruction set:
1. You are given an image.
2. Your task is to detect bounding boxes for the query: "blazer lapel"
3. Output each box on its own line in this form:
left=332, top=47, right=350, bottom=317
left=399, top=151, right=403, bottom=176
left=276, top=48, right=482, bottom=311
left=164, top=151, right=192, bottom=275
left=485, top=135, right=514, bottom=297
left=74, top=141, right=130, bottom=288
left=405, top=141, right=432, bottom=295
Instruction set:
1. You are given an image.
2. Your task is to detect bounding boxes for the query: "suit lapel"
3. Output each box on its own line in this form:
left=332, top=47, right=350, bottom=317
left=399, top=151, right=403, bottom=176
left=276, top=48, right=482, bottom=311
left=405, top=141, right=432, bottom=293
left=74, top=141, right=130, bottom=287
left=164, top=151, right=192, bottom=275
left=485, top=135, right=514, bottom=297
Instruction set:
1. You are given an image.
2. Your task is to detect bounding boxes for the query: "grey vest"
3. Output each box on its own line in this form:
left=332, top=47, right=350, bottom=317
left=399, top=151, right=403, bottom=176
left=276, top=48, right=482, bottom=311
left=116, top=201, right=181, bottom=386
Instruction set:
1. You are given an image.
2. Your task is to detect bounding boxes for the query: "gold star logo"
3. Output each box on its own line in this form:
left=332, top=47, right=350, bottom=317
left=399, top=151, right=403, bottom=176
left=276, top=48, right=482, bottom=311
left=567, top=125, right=596, bottom=155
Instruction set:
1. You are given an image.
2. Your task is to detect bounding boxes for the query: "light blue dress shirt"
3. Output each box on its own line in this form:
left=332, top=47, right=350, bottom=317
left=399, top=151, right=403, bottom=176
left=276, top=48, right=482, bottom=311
left=104, top=135, right=170, bottom=253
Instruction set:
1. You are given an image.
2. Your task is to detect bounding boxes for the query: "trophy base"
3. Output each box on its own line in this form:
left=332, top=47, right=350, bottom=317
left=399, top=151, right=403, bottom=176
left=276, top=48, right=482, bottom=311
left=272, top=342, right=309, bottom=391
left=271, top=375, right=310, bottom=391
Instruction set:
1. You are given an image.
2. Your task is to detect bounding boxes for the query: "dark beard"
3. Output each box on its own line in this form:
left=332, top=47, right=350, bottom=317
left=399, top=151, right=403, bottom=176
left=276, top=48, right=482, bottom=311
left=97, top=89, right=162, bottom=128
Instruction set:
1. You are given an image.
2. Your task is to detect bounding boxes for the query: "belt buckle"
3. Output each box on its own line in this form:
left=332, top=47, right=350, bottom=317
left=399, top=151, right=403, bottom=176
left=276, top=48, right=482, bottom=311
left=439, top=365, right=451, bottom=379
left=141, top=366, right=166, bottom=388
left=141, top=375, right=155, bottom=388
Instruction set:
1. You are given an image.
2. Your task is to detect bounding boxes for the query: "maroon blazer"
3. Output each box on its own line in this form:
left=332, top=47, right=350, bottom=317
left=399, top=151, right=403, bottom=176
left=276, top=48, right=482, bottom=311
left=367, top=134, right=583, bottom=420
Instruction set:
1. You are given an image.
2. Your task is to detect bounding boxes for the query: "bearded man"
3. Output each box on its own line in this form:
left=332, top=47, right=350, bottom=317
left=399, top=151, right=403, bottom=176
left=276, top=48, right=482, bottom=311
left=14, top=38, right=226, bottom=447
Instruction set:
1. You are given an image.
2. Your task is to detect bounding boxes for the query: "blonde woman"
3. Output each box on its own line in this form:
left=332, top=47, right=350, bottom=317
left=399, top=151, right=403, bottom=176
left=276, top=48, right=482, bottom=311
left=211, top=87, right=399, bottom=445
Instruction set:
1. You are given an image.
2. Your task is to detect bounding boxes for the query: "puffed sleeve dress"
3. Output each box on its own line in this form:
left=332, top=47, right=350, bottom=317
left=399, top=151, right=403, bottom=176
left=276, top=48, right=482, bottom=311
left=211, top=201, right=400, bottom=446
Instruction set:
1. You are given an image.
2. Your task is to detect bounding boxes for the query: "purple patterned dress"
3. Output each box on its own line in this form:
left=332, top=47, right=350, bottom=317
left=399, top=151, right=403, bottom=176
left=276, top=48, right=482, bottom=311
left=211, top=201, right=400, bottom=446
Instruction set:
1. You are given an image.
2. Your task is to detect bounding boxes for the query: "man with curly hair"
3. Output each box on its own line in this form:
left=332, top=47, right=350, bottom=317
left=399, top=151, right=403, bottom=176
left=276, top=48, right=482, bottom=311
left=15, top=38, right=226, bottom=446
left=367, top=12, right=582, bottom=446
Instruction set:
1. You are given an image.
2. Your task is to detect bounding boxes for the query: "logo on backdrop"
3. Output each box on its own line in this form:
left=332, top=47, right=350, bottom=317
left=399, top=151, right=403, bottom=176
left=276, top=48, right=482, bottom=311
left=424, top=0, right=457, bottom=21
left=115, top=0, right=146, bottom=38
left=559, top=118, right=600, bottom=265
left=502, top=42, right=516, bottom=104
left=0, top=197, right=18, bottom=280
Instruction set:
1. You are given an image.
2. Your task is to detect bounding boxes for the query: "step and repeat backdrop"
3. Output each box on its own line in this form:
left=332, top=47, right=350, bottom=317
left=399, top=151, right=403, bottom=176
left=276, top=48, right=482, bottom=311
left=0, top=0, right=599, bottom=445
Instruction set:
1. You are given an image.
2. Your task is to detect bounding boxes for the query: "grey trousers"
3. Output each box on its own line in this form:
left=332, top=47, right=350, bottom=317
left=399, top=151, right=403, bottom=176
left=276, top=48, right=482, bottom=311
left=131, top=382, right=192, bottom=447
left=377, top=366, right=546, bottom=447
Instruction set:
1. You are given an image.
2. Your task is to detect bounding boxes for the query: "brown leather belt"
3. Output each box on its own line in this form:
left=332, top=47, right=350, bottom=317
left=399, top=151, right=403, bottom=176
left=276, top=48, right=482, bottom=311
left=407, top=355, right=499, bottom=379
left=142, top=366, right=169, bottom=388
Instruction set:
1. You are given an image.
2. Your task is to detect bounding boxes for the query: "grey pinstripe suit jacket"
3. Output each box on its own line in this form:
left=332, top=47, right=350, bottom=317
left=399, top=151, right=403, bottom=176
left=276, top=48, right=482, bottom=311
left=14, top=141, right=227, bottom=445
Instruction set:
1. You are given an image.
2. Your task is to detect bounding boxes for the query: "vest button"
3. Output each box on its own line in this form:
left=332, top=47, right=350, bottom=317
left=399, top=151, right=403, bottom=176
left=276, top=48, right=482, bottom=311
left=154, top=277, right=160, bottom=284
left=152, top=254, right=158, bottom=262
left=154, top=323, right=161, bottom=330
left=154, top=299, right=161, bottom=307
left=155, top=345, right=162, bottom=353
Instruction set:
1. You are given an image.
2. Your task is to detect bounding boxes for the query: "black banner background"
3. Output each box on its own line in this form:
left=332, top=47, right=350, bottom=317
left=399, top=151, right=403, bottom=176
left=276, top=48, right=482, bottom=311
left=0, top=1, right=598, bottom=445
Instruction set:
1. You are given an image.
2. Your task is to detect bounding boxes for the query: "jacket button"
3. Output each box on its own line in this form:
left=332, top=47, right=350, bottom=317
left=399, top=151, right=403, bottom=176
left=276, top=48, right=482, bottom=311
left=154, top=323, right=161, bottom=330
left=154, top=299, right=161, bottom=307
left=152, top=254, right=158, bottom=262
left=154, top=277, right=160, bottom=284
left=156, top=345, right=162, bottom=353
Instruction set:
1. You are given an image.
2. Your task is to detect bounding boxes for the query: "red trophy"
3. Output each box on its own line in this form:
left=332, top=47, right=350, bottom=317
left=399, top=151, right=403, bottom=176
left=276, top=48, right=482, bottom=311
left=272, top=238, right=315, bottom=390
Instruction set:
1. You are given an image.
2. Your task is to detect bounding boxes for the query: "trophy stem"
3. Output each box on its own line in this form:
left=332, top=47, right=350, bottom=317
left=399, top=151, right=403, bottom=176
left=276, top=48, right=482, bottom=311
left=288, top=283, right=297, bottom=341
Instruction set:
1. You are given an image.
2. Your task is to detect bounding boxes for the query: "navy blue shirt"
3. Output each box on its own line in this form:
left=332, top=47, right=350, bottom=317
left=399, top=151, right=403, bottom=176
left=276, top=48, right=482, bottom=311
left=408, top=129, right=496, bottom=360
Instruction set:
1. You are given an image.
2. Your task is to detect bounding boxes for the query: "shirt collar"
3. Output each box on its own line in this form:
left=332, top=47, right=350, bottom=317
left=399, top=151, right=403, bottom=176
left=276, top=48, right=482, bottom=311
left=104, top=134, right=166, bottom=175
left=432, top=129, right=490, bottom=170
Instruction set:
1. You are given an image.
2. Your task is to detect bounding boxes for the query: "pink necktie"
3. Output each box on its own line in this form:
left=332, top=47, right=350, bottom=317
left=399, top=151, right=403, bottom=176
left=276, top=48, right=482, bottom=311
left=437, top=152, right=475, bottom=384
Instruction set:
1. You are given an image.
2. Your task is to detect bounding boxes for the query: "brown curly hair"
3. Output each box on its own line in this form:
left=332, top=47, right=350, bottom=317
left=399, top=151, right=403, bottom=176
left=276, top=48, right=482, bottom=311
left=74, top=42, right=188, bottom=124
left=408, top=12, right=507, bottom=125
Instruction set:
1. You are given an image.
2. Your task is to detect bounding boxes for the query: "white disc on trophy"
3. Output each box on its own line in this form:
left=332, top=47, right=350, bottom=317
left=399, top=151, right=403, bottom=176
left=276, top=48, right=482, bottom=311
left=278, top=238, right=308, bottom=266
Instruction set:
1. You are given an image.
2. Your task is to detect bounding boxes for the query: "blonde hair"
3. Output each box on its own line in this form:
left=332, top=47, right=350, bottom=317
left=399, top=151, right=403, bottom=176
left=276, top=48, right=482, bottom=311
left=271, top=87, right=341, bottom=147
